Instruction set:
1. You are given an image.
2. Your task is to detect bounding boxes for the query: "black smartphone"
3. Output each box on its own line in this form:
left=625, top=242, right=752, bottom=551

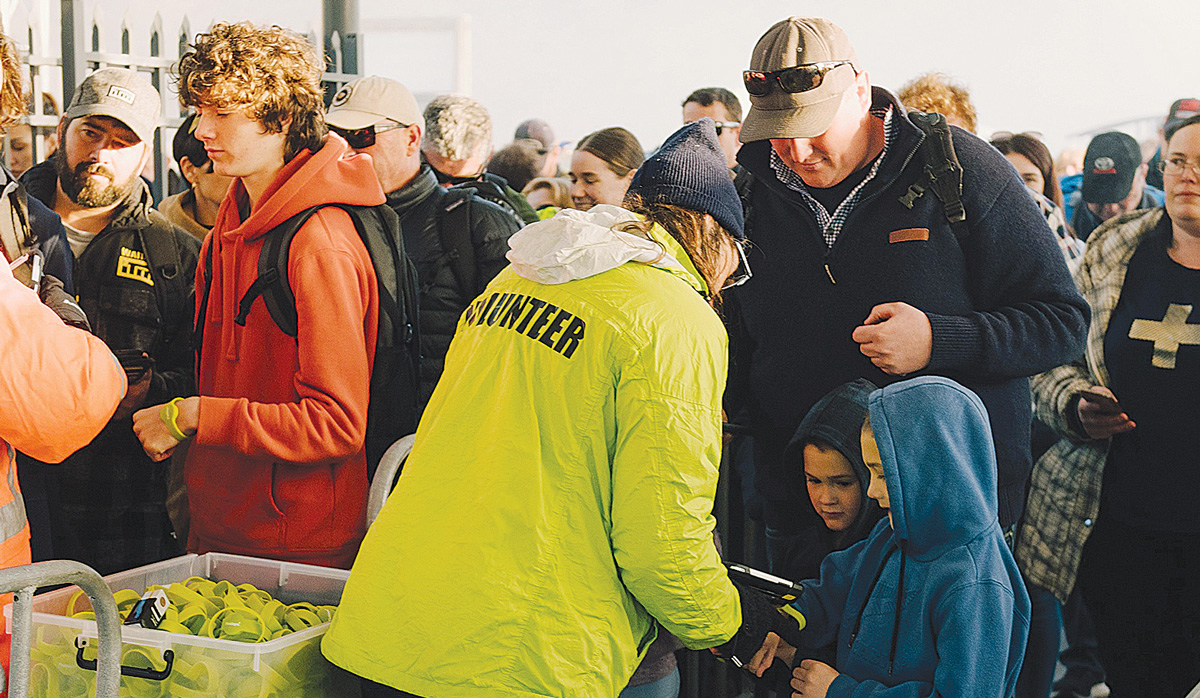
left=113, top=349, right=155, bottom=382
left=726, top=563, right=803, bottom=603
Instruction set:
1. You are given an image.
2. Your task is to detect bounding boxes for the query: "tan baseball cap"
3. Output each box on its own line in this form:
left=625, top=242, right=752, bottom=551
left=740, top=17, right=859, bottom=142
left=326, top=76, right=423, bottom=130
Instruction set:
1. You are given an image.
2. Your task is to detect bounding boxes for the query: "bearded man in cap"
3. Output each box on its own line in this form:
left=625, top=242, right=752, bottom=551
left=20, top=67, right=199, bottom=573
left=725, top=17, right=1088, bottom=579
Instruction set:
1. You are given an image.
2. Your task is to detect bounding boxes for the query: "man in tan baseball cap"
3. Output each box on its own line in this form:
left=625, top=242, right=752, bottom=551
left=327, top=75, right=519, bottom=406
left=726, top=22, right=1089, bottom=697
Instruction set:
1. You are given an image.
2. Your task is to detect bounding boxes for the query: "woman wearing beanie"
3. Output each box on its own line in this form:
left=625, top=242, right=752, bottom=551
left=324, top=120, right=782, bottom=698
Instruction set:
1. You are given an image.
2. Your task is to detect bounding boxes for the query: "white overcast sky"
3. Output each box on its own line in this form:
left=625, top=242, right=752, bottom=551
left=358, top=0, right=1199, bottom=155
left=10, top=0, right=1198, bottom=156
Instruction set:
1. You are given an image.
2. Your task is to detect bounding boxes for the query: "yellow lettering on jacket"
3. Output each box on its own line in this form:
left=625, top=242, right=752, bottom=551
left=116, top=247, right=154, bottom=287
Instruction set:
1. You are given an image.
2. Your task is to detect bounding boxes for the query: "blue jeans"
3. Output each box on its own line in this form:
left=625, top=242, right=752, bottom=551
left=1015, top=583, right=1063, bottom=698
left=619, top=667, right=680, bottom=698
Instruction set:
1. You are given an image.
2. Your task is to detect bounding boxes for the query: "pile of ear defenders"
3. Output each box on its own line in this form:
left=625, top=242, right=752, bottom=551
left=66, top=576, right=337, bottom=644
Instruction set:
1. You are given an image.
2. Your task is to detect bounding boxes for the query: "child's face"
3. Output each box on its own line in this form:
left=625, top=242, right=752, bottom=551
left=860, top=422, right=893, bottom=528
left=803, top=443, right=864, bottom=533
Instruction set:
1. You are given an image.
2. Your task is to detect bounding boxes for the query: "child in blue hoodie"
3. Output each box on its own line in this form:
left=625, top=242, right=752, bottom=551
left=758, top=376, right=1030, bottom=698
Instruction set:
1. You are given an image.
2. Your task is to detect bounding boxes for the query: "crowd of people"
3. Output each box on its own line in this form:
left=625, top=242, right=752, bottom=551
left=0, top=13, right=1197, bottom=698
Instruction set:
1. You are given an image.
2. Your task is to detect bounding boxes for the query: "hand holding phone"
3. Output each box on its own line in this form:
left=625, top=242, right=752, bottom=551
left=1076, top=386, right=1135, bottom=440
left=1079, top=388, right=1121, bottom=414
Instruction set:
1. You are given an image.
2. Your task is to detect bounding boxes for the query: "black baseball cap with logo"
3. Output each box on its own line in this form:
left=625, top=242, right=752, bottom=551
left=1081, top=131, right=1141, bottom=205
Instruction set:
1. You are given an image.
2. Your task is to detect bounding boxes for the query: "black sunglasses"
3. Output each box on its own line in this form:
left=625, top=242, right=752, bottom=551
left=713, top=121, right=740, bottom=137
left=331, top=121, right=407, bottom=149
left=742, top=61, right=853, bottom=97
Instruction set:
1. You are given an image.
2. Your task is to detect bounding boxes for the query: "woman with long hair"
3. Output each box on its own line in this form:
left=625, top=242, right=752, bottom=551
left=323, top=120, right=783, bottom=698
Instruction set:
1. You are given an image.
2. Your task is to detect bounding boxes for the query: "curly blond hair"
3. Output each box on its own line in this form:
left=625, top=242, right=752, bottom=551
left=0, top=32, right=28, bottom=130
left=897, top=72, right=978, bottom=134
left=175, top=22, right=326, bottom=160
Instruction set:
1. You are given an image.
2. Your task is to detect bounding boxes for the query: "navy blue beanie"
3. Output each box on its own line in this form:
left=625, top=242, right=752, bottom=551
left=626, top=118, right=745, bottom=239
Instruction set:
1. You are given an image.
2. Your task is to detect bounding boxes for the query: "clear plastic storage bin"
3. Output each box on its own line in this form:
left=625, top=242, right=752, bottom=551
left=5, top=552, right=361, bottom=698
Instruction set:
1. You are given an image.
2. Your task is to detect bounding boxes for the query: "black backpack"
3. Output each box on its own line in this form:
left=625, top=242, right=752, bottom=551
left=453, top=174, right=539, bottom=226
left=197, top=204, right=421, bottom=479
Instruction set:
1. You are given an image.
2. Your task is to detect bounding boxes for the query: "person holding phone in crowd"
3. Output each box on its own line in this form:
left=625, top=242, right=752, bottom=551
left=1017, top=113, right=1200, bottom=697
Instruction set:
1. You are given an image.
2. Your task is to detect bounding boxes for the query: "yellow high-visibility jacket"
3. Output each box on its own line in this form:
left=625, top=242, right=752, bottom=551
left=323, top=205, right=741, bottom=697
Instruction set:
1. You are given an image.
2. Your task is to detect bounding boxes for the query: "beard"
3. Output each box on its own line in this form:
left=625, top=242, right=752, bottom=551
left=54, top=149, right=138, bottom=208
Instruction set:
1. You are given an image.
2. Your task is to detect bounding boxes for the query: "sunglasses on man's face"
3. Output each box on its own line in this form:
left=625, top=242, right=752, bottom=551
left=330, top=121, right=407, bottom=149
left=742, top=61, right=853, bottom=97
left=713, top=121, right=740, bottom=137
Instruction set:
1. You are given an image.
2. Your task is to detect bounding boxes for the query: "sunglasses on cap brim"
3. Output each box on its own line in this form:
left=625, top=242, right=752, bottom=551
left=742, top=61, right=853, bottom=97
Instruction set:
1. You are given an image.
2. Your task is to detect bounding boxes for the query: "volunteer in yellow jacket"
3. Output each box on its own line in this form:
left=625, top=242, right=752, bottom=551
left=324, top=119, right=788, bottom=698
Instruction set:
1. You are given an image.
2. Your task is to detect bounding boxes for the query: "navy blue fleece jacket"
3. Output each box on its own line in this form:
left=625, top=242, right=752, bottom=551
left=726, top=89, right=1089, bottom=531
left=790, top=377, right=1030, bottom=697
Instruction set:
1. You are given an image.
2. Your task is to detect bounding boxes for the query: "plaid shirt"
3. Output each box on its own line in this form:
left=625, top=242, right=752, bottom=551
left=1015, top=207, right=1163, bottom=603
left=769, top=107, right=894, bottom=248
left=1031, top=190, right=1086, bottom=274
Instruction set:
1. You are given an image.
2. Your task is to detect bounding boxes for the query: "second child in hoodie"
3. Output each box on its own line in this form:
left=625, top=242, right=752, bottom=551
left=133, top=23, right=382, bottom=569
left=755, top=377, right=1030, bottom=698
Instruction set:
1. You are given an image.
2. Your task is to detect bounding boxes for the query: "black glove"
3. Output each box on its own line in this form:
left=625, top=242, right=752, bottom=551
left=38, top=274, right=91, bottom=332
left=715, top=580, right=807, bottom=669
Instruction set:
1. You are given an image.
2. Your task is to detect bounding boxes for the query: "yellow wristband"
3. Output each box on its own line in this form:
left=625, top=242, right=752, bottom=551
left=160, top=397, right=189, bottom=442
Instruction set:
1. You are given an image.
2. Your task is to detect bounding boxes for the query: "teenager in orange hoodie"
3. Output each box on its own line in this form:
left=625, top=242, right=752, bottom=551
left=134, top=23, right=382, bottom=569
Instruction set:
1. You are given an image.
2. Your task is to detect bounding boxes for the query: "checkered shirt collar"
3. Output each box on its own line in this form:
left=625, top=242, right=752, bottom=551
left=769, top=106, right=895, bottom=248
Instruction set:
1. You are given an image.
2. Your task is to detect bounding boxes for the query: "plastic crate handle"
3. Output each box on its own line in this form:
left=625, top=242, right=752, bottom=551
left=75, top=641, right=175, bottom=682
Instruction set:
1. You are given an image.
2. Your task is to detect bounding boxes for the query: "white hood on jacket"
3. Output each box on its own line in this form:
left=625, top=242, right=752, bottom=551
left=505, top=204, right=689, bottom=285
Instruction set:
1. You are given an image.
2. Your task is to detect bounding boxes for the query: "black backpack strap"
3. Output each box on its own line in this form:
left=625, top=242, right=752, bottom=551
left=194, top=239, right=213, bottom=360
left=234, top=207, right=321, bottom=336
left=899, top=111, right=970, bottom=243
left=436, top=188, right=478, bottom=296
left=137, top=223, right=187, bottom=335
left=734, top=166, right=755, bottom=240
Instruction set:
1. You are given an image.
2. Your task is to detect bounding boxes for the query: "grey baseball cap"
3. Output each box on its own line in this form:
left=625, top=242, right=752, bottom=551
left=65, top=67, right=161, bottom=144
left=740, top=17, right=859, bottom=142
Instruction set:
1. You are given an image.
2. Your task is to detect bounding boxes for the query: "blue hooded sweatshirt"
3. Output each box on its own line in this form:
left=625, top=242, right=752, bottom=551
left=788, top=376, right=1030, bottom=698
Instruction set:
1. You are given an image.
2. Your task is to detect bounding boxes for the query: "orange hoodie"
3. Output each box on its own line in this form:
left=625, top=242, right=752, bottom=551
left=188, top=135, right=383, bottom=568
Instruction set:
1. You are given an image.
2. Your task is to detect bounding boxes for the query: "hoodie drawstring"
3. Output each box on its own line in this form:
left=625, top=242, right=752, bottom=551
left=846, top=541, right=906, bottom=676
left=888, top=548, right=906, bottom=675
left=848, top=544, right=896, bottom=647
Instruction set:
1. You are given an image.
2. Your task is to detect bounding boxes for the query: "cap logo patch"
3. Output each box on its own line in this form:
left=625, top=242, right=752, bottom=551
left=107, top=85, right=136, bottom=105
left=1179, top=99, right=1199, bottom=112
left=1092, top=156, right=1116, bottom=174
left=331, top=85, right=352, bottom=108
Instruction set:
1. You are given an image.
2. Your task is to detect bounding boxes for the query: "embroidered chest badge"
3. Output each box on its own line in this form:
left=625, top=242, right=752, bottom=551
left=116, top=246, right=155, bottom=287
left=1128, top=303, right=1199, bottom=369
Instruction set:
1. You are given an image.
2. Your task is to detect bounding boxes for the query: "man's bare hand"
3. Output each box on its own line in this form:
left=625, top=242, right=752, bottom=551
left=745, top=631, right=798, bottom=677
left=791, top=659, right=839, bottom=697
left=851, top=302, right=932, bottom=375
left=1077, top=386, right=1136, bottom=440
left=133, top=397, right=199, bottom=462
